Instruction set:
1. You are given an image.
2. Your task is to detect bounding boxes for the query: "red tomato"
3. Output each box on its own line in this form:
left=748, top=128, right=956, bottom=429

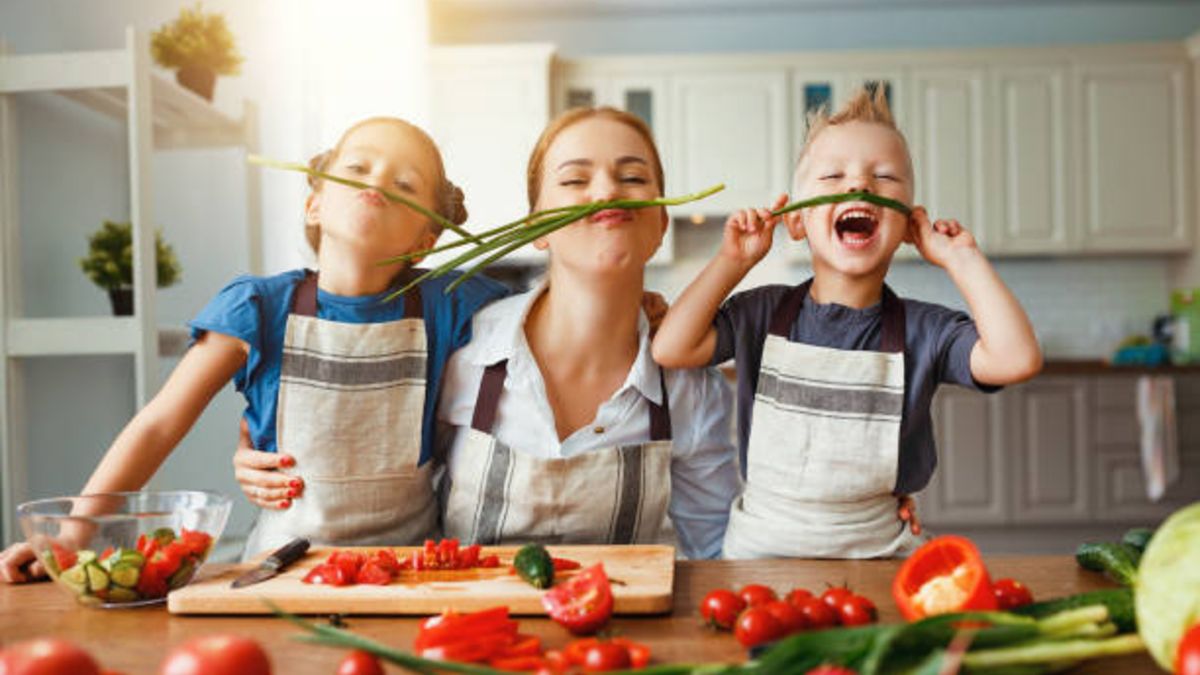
left=785, top=588, right=814, bottom=609
left=738, top=584, right=778, bottom=608
left=582, top=643, right=631, bottom=672
left=796, top=597, right=837, bottom=630
left=336, top=650, right=384, bottom=675
left=303, top=563, right=350, bottom=586
left=699, top=588, right=746, bottom=630
left=158, top=635, right=271, bottom=675
left=1177, top=622, right=1200, bottom=675
left=805, top=666, right=858, bottom=675
left=0, top=638, right=101, bottom=675
left=820, top=586, right=854, bottom=614
left=837, top=595, right=878, bottom=626
left=764, top=599, right=807, bottom=635
left=179, top=529, right=213, bottom=557
left=552, top=557, right=583, bottom=571
left=734, top=606, right=784, bottom=648
left=992, top=578, right=1034, bottom=610
left=563, top=638, right=601, bottom=666
left=356, top=561, right=393, bottom=586
left=50, top=544, right=77, bottom=572
left=610, top=638, right=651, bottom=669
left=541, top=564, right=614, bottom=635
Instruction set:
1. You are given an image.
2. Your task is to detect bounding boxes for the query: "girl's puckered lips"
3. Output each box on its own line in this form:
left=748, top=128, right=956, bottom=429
left=357, top=189, right=387, bottom=208
left=588, top=208, right=635, bottom=226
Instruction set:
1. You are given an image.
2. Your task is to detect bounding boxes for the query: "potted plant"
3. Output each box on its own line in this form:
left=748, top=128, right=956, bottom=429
left=150, top=2, right=244, bottom=101
left=79, top=221, right=182, bottom=316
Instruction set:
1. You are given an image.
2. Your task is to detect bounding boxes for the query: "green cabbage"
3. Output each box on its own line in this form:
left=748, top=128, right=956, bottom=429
left=1136, top=501, right=1200, bottom=670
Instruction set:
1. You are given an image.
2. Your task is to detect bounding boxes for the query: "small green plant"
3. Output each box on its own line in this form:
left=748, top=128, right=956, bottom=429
left=79, top=221, right=181, bottom=291
left=150, top=2, right=243, bottom=75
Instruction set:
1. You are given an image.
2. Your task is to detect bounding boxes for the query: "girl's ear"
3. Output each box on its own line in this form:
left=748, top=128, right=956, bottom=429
left=304, top=192, right=321, bottom=228
left=783, top=211, right=806, bottom=241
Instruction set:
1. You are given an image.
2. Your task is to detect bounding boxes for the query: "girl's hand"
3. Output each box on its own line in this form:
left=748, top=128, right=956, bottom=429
left=719, top=194, right=788, bottom=266
left=897, top=495, right=923, bottom=536
left=233, top=418, right=301, bottom=510
left=0, top=542, right=44, bottom=583
left=908, top=206, right=979, bottom=269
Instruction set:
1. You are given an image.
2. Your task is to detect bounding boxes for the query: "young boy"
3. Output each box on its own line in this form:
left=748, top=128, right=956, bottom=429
left=651, top=87, right=1042, bottom=559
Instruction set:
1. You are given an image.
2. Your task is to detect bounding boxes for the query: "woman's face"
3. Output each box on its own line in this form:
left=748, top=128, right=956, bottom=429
left=533, top=117, right=667, bottom=277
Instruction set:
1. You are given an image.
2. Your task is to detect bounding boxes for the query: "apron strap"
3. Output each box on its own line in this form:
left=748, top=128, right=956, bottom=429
left=469, top=360, right=674, bottom=442
left=289, top=269, right=425, bottom=319
left=767, top=279, right=906, bottom=353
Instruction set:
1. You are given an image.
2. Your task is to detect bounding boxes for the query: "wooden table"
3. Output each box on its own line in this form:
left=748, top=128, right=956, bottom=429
left=0, top=557, right=1159, bottom=674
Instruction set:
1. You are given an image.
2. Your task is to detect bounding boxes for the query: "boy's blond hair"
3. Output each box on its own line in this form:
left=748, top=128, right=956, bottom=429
left=793, top=86, right=914, bottom=194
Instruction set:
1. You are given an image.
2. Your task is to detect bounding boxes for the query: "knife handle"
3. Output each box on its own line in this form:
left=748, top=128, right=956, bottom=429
left=265, top=538, right=310, bottom=570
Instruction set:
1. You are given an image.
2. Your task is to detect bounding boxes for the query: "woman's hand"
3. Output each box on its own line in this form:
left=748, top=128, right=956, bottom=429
left=718, top=194, right=788, bottom=267
left=233, top=418, right=302, bottom=510
left=0, top=542, right=43, bottom=583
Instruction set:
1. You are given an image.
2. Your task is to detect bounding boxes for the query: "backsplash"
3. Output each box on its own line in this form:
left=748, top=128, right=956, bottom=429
left=645, top=220, right=1174, bottom=360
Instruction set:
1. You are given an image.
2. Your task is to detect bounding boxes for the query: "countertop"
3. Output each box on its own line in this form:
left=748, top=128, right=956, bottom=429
left=0, top=557, right=1158, bottom=674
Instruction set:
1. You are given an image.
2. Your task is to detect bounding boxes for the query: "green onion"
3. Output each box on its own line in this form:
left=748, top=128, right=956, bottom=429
left=772, top=191, right=912, bottom=217
left=246, top=155, right=481, bottom=243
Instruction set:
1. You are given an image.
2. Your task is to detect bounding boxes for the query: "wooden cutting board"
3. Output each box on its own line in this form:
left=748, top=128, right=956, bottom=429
left=168, top=545, right=674, bottom=615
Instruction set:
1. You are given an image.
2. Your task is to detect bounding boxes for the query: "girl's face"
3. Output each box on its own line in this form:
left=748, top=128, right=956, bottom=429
left=790, top=121, right=914, bottom=278
left=533, top=117, right=667, bottom=277
left=306, top=121, right=440, bottom=258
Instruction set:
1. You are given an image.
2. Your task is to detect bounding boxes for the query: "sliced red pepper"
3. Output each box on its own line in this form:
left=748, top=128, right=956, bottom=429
left=552, top=557, right=582, bottom=572
left=892, top=535, right=997, bottom=621
left=494, top=634, right=541, bottom=659
left=542, top=563, right=614, bottom=635
left=489, top=655, right=548, bottom=672
left=415, top=606, right=517, bottom=650
left=419, top=631, right=515, bottom=663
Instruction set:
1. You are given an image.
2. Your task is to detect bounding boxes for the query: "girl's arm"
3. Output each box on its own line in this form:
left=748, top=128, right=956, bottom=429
left=652, top=196, right=786, bottom=368
left=81, top=331, right=248, bottom=494
left=908, top=207, right=1043, bottom=385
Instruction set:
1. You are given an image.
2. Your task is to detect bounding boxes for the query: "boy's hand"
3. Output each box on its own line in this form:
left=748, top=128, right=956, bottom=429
left=0, top=541, right=44, bottom=583
left=719, top=194, right=788, bottom=267
left=908, top=206, right=980, bottom=269
left=640, top=291, right=669, bottom=336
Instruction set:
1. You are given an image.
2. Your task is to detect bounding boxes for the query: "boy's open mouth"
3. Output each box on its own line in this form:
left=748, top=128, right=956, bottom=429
left=835, top=207, right=880, bottom=249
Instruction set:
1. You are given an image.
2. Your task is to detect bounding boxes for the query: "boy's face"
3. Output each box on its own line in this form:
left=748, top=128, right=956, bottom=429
left=306, top=121, right=439, bottom=258
left=789, top=121, right=914, bottom=278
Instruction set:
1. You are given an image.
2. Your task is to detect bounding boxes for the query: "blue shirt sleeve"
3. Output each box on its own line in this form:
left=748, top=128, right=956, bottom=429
left=187, top=275, right=267, bottom=394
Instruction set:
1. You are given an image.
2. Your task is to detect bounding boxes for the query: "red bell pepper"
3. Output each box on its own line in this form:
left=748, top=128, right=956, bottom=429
left=892, top=535, right=997, bottom=620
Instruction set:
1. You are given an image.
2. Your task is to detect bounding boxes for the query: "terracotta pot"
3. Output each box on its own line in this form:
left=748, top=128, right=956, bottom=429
left=175, top=65, right=216, bottom=101
left=108, top=288, right=133, bottom=316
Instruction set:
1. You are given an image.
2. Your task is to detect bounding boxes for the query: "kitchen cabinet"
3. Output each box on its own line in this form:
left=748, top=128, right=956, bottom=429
left=922, top=386, right=1008, bottom=525
left=1007, top=377, right=1092, bottom=523
left=988, top=65, right=1075, bottom=254
left=1073, top=61, right=1192, bottom=252
left=428, top=44, right=555, bottom=266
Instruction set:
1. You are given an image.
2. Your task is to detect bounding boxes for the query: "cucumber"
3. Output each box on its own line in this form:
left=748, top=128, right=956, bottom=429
left=1074, top=542, right=1139, bottom=586
left=512, top=544, right=554, bottom=589
left=1014, top=588, right=1136, bottom=634
left=1121, top=527, right=1154, bottom=554
left=85, top=562, right=109, bottom=592
left=167, top=559, right=196, bottom=589
left=107, top=587, right=140, bottom=603
left=152, top=527, right=176, bottom=545
left=59, top=564, right=89, bottom=596
left=76, top=550, right=97, bottom=566
left=41, top=550, right=60, bottom=577
left=117, top=549, right=145, bottom=567
left=110, top=562, right=140, bottom=588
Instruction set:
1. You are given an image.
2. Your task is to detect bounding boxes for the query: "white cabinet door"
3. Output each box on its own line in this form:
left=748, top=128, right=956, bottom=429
left=990, top=65, right=1075, bottom=254
left=910, top=68, right=990, bottom=254
left=429, top=44, right=555, bottom=265
left=1009, top=377, right=1092, bottom=523
left=670, top=70, right=790, bottom=218
left=921, top=387, right=1008, bottom=526
left=1074, top=62, right=1192, bottom=252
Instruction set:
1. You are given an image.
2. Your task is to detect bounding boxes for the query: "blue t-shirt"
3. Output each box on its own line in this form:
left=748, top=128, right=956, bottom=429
left=189, top=268, right=509, bottom=463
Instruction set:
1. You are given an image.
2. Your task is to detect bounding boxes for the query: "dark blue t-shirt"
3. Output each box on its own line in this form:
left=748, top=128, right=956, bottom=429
left=189, top=268, right=509, bottom=463
left=711, top=281, right=998, bottom=494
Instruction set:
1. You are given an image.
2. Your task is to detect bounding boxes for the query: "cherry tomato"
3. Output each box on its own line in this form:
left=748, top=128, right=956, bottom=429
left=336, top=650, right=384, bottom=675
left=819, top=586, right=854, bottom=614
left=541, top=564, right=614, bottom=635
left=699, top=588, right=746, bottom=630
left=796, top=596, right=837, bottom=630
left=610, top=638, right=651, bottom=669
left=992, top=578, right=1034, bottom=610
left=582, top=643, right=631, bottom=672
left=837, top=595, right=878, bottom=626
left=805, top=666, right=858, bottom=675
left=763, top=599, right=807, bottom=635
left=1177, top=622, right=1200, bottom=675
left=0, top=638, right=101, bottom=675
left=738, top=583, right=778, bottom=608
left=785, top=588, right=815, bottom=609
left=158, top=635, right=271, bottom=675
left=563, top=638, right=601, bottom=666
left=734, top=606, right=784, bottom=648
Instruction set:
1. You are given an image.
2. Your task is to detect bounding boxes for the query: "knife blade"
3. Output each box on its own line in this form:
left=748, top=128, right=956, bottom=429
left=230, top=537, right=310, bottom=588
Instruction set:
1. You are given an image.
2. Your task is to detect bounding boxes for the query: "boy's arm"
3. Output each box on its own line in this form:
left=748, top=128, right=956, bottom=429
left=908, top=207, right=1043, bottom=386
left=81, top=331, right=248, bottom=494
left=652, top=195, right=787, bottom=368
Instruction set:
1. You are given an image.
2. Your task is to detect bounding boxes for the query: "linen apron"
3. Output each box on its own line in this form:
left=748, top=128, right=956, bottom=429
left=243, top=271, right=437, bottom=558
left=723, top=281, right=924, bottom=559
left=442, top=360, right=674, bottom=546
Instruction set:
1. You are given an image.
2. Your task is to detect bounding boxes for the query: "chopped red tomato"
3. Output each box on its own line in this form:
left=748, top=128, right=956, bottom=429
left=178, top=529, right=213, bottom=557
left=480, top=554, right=501, bottom=568
left=50, top=543, right=77, bottom=571
left=893, top=535, right=997, bottom=620
left=552, top=557, right=582, bottom=571
left=541, top=563, right=614, bottom=635
left=302, top=563, right=350, bottom=586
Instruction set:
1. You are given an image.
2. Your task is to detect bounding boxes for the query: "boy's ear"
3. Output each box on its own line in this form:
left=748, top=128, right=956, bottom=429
left=304, top=192, right=321, bottom=227
left=783, top=211, right=806, bottom=241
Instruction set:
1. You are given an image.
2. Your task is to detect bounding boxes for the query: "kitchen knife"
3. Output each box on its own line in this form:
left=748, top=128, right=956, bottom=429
left=230, top=537, right=310, bottom=588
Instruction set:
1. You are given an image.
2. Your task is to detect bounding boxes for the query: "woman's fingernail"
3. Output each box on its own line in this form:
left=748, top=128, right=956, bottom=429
left=289, top=479, right=302, bottom=488
left=281, top=500, right=291, bottom=509
left=280, top=455, right=295, bottom=467
left=287, top=488, right=297, bottom=498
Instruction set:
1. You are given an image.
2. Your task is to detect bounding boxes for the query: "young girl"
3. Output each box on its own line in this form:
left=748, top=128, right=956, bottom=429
left=0, top=117, right=507, bottom=580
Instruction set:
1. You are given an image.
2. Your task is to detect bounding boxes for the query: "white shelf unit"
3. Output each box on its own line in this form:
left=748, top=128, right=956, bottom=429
left=0, top=28, right=262, bottom=542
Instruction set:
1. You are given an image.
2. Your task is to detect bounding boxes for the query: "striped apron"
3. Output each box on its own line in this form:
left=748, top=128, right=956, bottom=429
left=242, top=271, right=437, bottom=558
left=442, top=360, right=674, bottom=546
left=722, top=281, right=924, bottom=559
